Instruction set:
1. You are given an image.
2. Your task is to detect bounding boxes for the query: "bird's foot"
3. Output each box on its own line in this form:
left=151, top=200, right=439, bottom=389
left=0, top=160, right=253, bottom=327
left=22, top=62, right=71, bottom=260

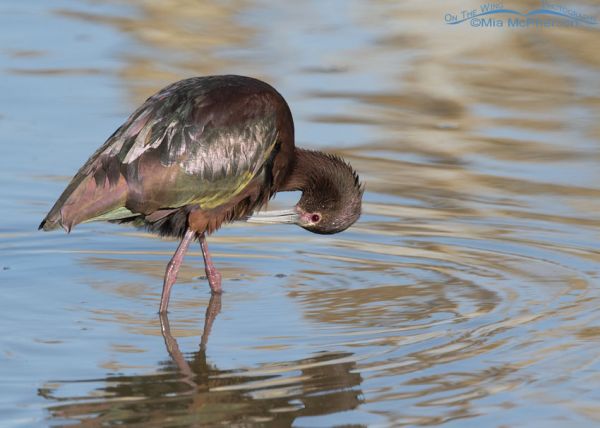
left=206, top=269, right=222, bottom=294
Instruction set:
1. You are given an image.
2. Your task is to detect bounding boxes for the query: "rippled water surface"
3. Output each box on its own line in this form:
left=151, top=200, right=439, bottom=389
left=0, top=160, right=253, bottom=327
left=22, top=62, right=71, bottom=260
left=2, top=1, right=600, bottom=426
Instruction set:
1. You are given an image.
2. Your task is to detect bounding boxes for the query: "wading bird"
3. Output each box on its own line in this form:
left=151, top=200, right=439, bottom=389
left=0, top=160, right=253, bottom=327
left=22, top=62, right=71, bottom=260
left=39, top=75, right=363, bottom=313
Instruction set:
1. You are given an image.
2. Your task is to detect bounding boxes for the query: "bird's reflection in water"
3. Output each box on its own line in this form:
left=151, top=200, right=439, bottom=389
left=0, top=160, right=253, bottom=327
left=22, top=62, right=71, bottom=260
left=39, top=294, right=364, bottom=426
left=157, top=293, right=222, bottom=398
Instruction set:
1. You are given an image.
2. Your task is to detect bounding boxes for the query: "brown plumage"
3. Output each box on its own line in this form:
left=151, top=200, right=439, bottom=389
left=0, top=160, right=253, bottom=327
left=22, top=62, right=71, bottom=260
left=39, top=75, right=364, bottom=313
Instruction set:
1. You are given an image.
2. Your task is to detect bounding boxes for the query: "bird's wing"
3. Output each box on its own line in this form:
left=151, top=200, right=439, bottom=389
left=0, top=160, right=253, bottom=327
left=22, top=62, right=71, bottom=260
left=41, top=77, right=280, bottom=230
left=108, top=81, right=280, bottom=210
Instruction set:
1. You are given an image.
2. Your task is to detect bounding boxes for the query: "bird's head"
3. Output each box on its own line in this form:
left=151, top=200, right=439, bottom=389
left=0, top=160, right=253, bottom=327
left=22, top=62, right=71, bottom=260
left=248, top=153, right=364, bottom=234
left=294, top=158, right=363, bottom=234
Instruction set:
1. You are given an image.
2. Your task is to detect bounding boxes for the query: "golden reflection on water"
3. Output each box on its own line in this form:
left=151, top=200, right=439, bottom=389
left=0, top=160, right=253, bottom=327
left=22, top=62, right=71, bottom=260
left=28, top=0, right=600, bottom=426
left=57, top=0, right=257, bottom=101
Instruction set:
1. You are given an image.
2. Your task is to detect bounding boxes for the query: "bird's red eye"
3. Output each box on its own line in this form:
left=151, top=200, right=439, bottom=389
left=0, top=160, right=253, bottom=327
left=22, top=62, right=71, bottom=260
left=311, top=214, right=321, bottom=223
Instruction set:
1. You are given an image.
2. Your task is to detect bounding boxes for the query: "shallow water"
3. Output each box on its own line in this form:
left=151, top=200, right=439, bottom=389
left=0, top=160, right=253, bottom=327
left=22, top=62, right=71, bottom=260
left=1, top=1, right=600, bottom=426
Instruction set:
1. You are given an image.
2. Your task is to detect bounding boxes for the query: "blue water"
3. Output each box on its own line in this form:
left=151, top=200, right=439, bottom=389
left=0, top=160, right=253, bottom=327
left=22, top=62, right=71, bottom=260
left=2, top=1, right=600, bottom=427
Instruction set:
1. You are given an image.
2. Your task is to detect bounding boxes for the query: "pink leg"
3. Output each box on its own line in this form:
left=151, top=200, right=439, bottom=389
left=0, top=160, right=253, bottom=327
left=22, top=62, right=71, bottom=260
left=159, top=228, right=196, bottom=313
left=200, top=233, right=222, bottom=294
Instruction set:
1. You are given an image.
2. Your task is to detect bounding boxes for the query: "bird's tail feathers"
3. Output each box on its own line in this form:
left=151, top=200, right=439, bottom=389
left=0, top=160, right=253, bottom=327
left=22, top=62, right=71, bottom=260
left=39, top=159, right=130, bottom=233
left=38, top=214, right=67, bottom=232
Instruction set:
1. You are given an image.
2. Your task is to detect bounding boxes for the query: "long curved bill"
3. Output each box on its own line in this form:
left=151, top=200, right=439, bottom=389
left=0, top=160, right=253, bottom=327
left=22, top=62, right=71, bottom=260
left=246, top=208, right=299, bottom=224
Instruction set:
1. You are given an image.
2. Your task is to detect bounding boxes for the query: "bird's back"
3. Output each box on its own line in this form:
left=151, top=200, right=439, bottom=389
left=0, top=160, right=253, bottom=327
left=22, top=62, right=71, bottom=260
left=40, top=75, right=295, bottom=236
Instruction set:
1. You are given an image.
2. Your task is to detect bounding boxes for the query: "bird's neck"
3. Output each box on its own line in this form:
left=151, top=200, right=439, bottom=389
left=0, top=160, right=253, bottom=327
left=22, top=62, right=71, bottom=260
left=280, top=148, right=339, bottom=192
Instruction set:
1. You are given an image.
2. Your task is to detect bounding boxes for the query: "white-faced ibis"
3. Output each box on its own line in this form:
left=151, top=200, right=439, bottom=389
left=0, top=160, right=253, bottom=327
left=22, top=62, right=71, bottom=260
left=39, top=75, right=363, bottom=313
